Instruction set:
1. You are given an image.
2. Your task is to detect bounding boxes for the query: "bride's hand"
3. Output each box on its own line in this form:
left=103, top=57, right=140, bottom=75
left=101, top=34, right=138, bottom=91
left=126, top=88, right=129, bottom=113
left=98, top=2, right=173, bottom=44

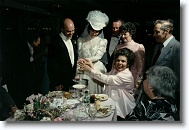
left=78, top=61, right=92, bottom=72
left=83, top=58, right=94, bottom=69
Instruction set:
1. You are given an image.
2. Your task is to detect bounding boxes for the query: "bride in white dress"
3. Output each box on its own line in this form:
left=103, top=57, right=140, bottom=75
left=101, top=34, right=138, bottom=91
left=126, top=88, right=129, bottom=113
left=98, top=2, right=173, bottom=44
left=77, top=10, right=109, bottom=93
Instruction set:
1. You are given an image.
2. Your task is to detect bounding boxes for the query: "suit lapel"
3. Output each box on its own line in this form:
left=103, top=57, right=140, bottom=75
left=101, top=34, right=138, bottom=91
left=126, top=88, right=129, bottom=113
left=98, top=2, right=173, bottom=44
left=59, top=38, right=78, bottom=67
left=106, top=35, right=112, bottom=52
left=156, top=38, right=175, bottom=64
left=58, top=38, right=71, bottom=62
left=151, top=44, right=161, bottom=65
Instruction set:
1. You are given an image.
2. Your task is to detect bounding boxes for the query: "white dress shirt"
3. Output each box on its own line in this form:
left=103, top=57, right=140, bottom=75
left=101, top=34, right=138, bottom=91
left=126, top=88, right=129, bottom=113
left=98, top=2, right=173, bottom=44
left=59, top=32, right=74, bottom=67
left=163, top=35, right=174, bottom=47
left=27, top=42, right=34, bottom=62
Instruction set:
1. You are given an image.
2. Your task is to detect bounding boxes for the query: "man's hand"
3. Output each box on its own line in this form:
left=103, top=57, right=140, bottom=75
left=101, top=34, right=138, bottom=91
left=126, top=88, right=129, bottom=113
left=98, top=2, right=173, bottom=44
left=9, top=106, right=18, bottom=117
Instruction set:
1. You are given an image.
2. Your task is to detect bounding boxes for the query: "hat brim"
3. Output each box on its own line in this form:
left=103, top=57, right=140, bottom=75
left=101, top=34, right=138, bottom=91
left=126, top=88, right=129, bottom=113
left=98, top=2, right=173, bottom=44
left=89, top=21, right=105, bottom=31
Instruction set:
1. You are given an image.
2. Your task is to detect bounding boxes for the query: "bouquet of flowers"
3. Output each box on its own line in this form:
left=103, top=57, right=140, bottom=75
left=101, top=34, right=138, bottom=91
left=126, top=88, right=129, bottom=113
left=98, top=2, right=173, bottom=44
left=14, top=93, right=68, bottom=121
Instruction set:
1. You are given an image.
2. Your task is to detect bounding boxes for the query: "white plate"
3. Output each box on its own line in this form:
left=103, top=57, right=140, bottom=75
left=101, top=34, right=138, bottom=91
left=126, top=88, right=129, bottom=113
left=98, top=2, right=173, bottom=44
left=95, top=106, right=113, bottom=118
left=66, top=99, right=80, bottom=109
left=95, top=94, right=108, bottom=101
left=67, top=99, right=80, bottom=105
left=72, top=84, right=86, bottom=90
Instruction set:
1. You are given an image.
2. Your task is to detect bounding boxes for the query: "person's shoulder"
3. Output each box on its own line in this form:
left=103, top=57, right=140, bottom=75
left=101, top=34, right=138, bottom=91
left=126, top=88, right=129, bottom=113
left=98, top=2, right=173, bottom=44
left=99, top=37, right=107, bottom=43
left=50, top=34, right=61, bottom=42
left=119, top=68, right=133, bottom=77
left=169, top=37, right=180, bottom=48
left=134, top=41, right=144, bottom=48
left=77, top=36, right=87, bottom=42
left=173, top=38, right=180, bottom=47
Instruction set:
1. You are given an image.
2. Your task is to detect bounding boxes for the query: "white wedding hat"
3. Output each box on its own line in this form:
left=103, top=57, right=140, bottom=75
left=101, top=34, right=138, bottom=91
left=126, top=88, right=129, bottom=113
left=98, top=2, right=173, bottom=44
left=86, top=10, right=109, bottom=31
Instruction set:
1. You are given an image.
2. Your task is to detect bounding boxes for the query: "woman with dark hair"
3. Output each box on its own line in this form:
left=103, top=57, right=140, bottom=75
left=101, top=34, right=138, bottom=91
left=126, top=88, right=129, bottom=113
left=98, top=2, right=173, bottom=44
left=115, top=22, right=145, bottom=88
left=125, top=66, right=179, bottom=121
left=78, top=48, right=136, bottom=120
left=77, top=10, right=109, bottom=93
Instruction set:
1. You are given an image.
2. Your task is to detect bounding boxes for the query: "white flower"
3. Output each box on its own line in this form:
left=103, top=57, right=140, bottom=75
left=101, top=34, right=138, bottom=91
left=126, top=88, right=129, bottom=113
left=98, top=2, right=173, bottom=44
left=26, top=94, right=35, bottom=103
left=14, top=110, right=25, bottom=121
left=40, top=117, right=51, bottom=121
left=24, top=103, right=34, bottom=112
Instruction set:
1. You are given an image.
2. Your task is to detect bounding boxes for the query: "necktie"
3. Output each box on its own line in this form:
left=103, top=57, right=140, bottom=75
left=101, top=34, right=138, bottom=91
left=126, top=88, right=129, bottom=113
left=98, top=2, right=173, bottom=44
left=152, top=44, right=164, bottom=65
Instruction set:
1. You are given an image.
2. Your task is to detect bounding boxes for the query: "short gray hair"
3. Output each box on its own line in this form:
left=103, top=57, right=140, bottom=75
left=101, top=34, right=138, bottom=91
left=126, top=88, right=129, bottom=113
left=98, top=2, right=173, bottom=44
left=154, top=19, right=174, bottom=34
left=146, top=66, right=177, bottom=99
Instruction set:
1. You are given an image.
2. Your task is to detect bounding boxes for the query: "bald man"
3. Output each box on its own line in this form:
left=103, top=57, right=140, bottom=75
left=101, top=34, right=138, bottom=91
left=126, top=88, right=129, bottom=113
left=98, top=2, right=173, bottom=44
left=47, top=18, right=78, bottom=91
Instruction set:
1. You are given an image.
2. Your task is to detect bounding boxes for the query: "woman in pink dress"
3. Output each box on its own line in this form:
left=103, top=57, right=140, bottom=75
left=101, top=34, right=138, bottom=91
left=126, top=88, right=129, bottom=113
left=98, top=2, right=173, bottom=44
left=78, top=48, right=136, bottom=120
left=115, top=22, right=145, bottom=88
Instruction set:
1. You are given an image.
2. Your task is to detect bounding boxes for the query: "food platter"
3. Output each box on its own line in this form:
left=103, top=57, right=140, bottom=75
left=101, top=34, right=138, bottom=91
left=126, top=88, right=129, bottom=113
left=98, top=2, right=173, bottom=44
left=48, top=91, right=63, bottom=97
left=95, top=106, right=113, bottom=118
left=95, top=94, right=108, bottom=101
left=72, top=84, right=86, bottom=90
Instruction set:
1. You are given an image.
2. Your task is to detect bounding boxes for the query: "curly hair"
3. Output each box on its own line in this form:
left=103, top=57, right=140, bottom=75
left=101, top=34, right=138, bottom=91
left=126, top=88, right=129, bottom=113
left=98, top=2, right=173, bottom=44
left=113, top=48, right=135, bottom=68
left=120, top=22, right=136, bottom=38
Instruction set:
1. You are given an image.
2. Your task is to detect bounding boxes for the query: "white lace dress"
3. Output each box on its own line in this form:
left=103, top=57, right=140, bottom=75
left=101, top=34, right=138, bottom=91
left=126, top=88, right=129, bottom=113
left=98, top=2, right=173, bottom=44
left=78, top=36, right=107, bottom=93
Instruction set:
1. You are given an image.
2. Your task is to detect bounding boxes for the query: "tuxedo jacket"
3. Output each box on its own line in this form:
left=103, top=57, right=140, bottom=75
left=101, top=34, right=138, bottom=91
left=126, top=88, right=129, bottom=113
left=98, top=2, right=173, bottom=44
left=0, top=81, right=15, bottom=120
left=47, top=35, right=78, bottom=91
left=152, top=37, right=180, bottom=91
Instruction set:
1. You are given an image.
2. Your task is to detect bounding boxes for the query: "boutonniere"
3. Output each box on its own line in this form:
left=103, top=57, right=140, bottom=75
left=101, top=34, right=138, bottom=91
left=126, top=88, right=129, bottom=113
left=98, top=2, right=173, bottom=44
left=72, top=40, right=77, bottom=44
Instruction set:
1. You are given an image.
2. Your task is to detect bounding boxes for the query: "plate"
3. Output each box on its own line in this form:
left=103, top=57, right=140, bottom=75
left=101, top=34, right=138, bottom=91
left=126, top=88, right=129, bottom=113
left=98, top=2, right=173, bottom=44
left=67, top=99, right=80, bottom=105
left=72, top=84, right=86, bottom=90
left=95, top=106, right=113, bottom=118
left=95, top=94, right=108, bottom=101
left=48, top=91, right=63, bottom=97
left=66, top=99, right=80, bottom=109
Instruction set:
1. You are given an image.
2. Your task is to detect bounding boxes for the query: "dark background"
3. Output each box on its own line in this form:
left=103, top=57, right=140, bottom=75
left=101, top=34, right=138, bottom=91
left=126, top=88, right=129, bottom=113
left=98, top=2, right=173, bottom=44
left=0, top=0, right=180, bottom=108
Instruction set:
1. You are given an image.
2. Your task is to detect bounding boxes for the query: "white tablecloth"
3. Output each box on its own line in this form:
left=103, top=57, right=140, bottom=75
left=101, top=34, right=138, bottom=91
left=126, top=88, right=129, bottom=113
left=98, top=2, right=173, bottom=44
left=6, top=98, right=117, bottom=122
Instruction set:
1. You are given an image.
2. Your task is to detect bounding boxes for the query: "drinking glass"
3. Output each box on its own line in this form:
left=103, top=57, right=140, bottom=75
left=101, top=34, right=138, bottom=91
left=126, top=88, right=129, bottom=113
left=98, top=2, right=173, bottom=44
left=69, top=87, right=77, bottom=99
left=82, top=89, right=90, bottom=108
left=88, top=104, right=97, bottom=120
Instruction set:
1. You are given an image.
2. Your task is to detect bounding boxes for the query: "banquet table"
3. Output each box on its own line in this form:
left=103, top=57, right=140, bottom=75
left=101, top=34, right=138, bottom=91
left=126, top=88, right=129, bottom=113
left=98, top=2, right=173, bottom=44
left=6, top=97, right=117, bottom=121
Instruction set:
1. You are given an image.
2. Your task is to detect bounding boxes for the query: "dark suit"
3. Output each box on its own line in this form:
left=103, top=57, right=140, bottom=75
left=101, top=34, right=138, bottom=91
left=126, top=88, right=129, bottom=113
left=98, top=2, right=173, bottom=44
left=105, top=33, right=120, bottom=72
left=8, top=41, right=40, bottom=109
left=47, top=35, right=78, bottom=91
left=152, top=37, right=180, bottom=113
left=0, top=81, right=15, bottom=121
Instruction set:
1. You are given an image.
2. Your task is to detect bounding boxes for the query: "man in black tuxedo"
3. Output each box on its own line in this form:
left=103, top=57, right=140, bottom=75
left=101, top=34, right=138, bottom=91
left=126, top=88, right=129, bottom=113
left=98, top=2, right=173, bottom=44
left=47, top=18, right=78, bottom=92
left=6, top=32, right=41, bottom=109
left=0, top=77, right=18, bottom=121
left=105, top=19, right=124, bottom=72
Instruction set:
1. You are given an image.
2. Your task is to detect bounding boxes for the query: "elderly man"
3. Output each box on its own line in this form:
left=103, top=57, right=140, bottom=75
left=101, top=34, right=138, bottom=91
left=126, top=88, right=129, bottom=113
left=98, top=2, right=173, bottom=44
left=152, top=19, right=180, bottom=116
